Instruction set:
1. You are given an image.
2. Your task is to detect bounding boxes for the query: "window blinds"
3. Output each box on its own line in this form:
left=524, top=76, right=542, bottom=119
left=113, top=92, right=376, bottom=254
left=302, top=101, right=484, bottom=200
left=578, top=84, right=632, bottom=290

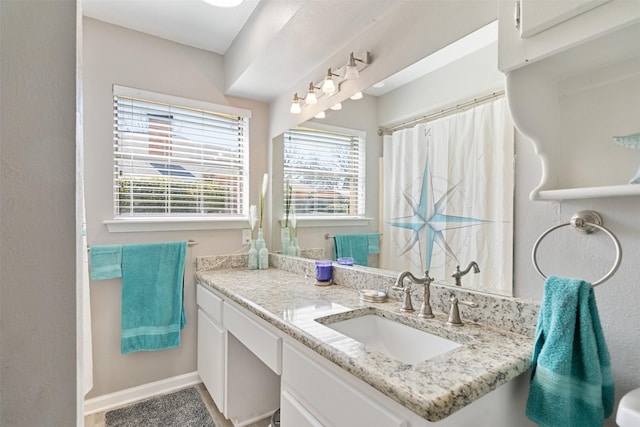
left=284, top=127, right=365, bottom=216
left=113, top=89, right=249, bottom=218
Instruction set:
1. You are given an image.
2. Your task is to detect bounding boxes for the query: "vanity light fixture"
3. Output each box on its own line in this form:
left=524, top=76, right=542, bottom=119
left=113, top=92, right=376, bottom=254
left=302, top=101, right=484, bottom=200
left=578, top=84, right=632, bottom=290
left=322, top=68, right=337, bottom=95
left=288, top=50, right=371, bottom=115
left=290, top=93, right=302, bottom=114
left=314, top=111, right=326, bottom=119
left=305, top=82, right=318, bottom=105
left=350, top=91, right=363, bottom=100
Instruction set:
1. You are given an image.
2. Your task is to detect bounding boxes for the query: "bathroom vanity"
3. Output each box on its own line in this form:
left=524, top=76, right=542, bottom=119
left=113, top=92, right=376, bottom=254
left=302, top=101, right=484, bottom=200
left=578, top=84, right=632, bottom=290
left=195, top=256, right=536, bottom=426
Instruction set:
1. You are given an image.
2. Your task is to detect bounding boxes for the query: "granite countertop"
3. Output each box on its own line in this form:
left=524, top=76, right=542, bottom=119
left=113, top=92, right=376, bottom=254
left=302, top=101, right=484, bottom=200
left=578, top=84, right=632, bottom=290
left=196, top=267, right=533, bottom=422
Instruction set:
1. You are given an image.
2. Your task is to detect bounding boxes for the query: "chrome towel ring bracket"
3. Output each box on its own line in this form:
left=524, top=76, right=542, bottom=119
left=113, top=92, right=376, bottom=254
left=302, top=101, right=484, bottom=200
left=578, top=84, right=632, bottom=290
left=532, top=210, right=622, bottom=287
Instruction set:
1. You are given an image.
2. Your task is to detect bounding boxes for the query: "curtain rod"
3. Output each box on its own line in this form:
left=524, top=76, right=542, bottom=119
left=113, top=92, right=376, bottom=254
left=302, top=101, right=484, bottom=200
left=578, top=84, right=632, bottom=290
left=379, top=90, right=506, bottom=135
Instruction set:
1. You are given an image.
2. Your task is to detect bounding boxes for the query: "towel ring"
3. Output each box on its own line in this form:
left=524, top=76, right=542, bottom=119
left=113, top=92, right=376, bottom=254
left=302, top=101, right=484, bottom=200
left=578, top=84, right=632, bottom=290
left=532, top=210, right=622, bottom=287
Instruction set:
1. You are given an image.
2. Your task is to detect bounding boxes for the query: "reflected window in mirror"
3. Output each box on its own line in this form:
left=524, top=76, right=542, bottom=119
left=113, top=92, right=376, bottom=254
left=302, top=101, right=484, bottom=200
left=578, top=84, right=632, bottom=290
left=283, top=124, right=366, bottom=217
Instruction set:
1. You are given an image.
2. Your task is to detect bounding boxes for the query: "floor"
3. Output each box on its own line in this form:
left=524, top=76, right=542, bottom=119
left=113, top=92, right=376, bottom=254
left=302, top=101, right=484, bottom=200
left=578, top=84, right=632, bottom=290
left=84, top=383, right=272, bottom=427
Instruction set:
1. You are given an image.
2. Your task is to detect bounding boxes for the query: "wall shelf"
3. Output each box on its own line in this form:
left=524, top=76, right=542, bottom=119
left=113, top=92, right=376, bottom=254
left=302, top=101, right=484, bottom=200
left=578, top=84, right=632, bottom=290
left=537, top=184, right=640, bottom=201
left=500, top=2, right=640, bottom=201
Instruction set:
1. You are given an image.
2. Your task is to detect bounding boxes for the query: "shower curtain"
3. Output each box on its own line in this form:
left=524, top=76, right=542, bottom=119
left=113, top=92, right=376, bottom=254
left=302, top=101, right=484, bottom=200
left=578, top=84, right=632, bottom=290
left=381, top=98, right=514, bottom=295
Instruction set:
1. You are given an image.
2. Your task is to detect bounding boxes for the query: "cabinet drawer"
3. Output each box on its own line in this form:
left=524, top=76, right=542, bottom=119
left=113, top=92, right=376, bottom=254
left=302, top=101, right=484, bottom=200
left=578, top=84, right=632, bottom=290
left=283, top=343, right=407, bottom=427
left=281, top=391, right=324, bottom=427
left=197, top=284, right=223, bottom=324
left=224, top=302, right=282, bottom=374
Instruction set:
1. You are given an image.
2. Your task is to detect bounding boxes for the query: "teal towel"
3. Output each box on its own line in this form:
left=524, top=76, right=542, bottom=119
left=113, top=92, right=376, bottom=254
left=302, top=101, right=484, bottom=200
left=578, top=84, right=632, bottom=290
left=120, top=241, right=187, bottom=354
left=334, top=234, right=370, bottom=266
left=89, top=245, right=122, bottom=280
left=367, top=233, right=380, bottom=255
left=526, top=276, right=614, bottom=427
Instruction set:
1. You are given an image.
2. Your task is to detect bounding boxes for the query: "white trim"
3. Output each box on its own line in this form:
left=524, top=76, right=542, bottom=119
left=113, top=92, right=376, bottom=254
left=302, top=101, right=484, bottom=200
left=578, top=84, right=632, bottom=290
left=104, top=218, right=250, bottom=233
left=279, top=217, right=373, bottom=228
left=83, top=371, right=201, bottom=415
left=297, top=121, right=366, bottom=138
left=113, top=84, right=252, bottom=118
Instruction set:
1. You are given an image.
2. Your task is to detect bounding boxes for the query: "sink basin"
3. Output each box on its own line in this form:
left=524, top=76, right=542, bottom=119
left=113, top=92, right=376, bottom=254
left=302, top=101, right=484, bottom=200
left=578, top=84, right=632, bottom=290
left=319, top=313, right=461, bottom=364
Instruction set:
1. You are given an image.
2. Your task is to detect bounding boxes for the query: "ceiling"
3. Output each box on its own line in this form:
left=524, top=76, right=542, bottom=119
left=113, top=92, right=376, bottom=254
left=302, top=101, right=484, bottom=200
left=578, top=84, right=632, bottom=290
left=82, top=0, right=261, bottom=55
left=81, top=0, right=401, bottom=102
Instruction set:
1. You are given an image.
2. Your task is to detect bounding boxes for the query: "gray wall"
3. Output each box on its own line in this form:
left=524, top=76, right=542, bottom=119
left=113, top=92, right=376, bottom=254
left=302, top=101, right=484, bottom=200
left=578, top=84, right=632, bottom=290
left=82, top=18, right=269, bottom=398
left=513, top=136, right=640, bottom=427
left=0, top=1, right=79, bottom=425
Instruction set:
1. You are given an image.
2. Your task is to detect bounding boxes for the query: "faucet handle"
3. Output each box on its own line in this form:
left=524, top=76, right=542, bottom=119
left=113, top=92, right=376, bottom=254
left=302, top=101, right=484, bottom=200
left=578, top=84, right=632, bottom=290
left=446, top=297, right=478, bottom=326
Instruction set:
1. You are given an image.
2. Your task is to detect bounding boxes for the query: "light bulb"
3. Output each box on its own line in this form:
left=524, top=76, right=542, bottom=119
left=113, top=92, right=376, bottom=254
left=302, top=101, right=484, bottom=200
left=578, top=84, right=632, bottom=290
left=350, top=91, right=363, bottom=100
left=344, top=52, right=359, bottom=80
left=202, top=0, right=244, bottom=7
left=305, top=82, right=317, bottom=105
left=314, top=111, right=326, bottom=119
left=322, top=68, right=336, bottom=94
left=330, top=102, right=342, bottom=111
left=290, top=94, right=301, bottom=114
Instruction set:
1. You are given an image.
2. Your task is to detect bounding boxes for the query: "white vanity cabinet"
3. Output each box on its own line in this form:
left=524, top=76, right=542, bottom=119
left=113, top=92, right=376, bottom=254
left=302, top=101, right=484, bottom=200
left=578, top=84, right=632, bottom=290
left=281, top=340, right=532, bottom=427
left=197, top=281, right=532, bottom=427
left=499, top=0, right=640, bottom=200
left=196, top=285, right=280, bottom=427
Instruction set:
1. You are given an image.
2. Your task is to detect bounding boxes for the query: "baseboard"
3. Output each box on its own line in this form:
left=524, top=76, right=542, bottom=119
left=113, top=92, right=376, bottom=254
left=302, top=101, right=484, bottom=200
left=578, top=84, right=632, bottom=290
left=83, top=371, right=202, bottom=415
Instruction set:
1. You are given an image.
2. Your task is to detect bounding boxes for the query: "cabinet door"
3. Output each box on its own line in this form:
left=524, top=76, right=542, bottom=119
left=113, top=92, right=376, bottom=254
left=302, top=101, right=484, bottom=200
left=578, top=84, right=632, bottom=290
left=498, top=0, right=639, bottom=72
left=197, top=309, right=225, bottom=413
left=519, top=0, right=610, bottom=38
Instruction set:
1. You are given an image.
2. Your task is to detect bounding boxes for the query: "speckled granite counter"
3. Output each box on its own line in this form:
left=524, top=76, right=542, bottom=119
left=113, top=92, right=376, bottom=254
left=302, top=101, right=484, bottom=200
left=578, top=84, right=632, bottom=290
left=195, top=264, right=535, bottom=422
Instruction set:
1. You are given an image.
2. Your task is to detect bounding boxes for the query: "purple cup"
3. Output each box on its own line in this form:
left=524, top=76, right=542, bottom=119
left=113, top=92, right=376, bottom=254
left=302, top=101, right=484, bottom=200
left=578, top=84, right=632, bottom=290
left=315, top=260, right=333, bottom=282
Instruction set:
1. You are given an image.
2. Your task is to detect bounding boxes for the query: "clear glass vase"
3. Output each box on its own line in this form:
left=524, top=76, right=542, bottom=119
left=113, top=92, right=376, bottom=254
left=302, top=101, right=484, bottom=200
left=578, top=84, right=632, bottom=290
left=247, top=240, right=258, bottom=270
left=258, top=246, right=268, bottom=270
left=256, top=228, right=266, bottom=251
left=281, top=226, right=291, bottom=254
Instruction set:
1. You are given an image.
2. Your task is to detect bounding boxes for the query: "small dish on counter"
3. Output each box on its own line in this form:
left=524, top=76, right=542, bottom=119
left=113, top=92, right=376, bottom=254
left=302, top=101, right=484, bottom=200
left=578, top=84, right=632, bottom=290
left=358, top=289, right=387, bottom=303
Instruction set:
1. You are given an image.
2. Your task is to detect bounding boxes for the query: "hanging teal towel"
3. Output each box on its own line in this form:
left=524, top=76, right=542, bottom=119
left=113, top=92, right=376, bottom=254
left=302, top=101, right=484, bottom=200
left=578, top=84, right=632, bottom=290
left=120, top=241, right=187, bottom=354
left=89, top=245, right=122, bottom=280
left=367, top=233, right=380, bottom=254
left=526, top=276, right=614, bottom=427
left=334, top=234, right=370, bottom=266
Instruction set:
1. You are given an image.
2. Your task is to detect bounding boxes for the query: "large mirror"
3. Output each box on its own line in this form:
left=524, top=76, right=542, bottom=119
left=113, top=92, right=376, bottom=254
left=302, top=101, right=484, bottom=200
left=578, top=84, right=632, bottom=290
left=272, top=22, right=515, bottom=297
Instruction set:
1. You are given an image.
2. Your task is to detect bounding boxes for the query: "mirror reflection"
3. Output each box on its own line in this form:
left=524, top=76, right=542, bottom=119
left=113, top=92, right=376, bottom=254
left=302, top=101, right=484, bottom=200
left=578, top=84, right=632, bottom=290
left=274, top=22, right=515, bottom=297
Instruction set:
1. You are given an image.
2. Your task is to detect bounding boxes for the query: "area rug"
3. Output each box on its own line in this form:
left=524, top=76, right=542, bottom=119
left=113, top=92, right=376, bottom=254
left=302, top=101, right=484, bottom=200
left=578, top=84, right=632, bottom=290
left=105, top=386, right=215, bottom=427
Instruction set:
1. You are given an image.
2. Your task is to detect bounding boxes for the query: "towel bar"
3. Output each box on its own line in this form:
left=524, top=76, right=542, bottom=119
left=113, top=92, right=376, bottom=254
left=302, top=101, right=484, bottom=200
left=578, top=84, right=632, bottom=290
left=531, top=210, right=622, bottom=287
left=324, top=233, right=382, bottom=239
left=88, top=239, right=198, bottom=251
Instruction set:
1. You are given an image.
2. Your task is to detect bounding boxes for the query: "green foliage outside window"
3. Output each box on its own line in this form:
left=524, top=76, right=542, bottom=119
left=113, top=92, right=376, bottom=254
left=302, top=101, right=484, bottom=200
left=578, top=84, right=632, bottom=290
left=116, top=176, right=237, bottom=215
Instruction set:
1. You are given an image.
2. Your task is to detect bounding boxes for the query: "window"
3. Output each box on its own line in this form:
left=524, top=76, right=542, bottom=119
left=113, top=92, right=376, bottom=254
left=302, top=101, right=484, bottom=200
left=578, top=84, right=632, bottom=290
left=284, top=125, right=365, bottom=217
left=113, top=86, right=250, bottom=219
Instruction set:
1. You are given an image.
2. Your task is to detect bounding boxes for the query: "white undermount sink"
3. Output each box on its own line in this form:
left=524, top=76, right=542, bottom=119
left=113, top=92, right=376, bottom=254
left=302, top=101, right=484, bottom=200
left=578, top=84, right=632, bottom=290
left=320, top=313, right=461, bottom=364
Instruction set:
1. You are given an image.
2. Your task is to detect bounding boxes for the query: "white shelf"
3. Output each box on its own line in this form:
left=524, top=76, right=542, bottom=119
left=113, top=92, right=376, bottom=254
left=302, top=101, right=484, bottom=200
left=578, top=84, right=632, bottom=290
left=536, top=184, right=640, bottom=201
left=503, top=13, right=640, bottom=202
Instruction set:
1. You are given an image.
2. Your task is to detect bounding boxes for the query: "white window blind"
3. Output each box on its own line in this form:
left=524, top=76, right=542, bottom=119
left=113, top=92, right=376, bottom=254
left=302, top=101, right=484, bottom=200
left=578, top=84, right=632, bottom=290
left=113, top=86, right=250, bottom=218
left=284, top=126, right=365, bottom=217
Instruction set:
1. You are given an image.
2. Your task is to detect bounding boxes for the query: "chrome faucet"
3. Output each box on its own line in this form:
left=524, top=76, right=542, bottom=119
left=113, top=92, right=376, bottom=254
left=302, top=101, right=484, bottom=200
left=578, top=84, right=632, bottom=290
left=451, top=262, right=480, bottom=286
left=392, top=270, right=434, bottom=318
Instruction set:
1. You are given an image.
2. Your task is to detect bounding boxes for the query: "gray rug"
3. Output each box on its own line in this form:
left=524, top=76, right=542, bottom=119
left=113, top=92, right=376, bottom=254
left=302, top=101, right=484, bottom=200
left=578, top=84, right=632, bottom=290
left=105, top=387, right=215, bottom=427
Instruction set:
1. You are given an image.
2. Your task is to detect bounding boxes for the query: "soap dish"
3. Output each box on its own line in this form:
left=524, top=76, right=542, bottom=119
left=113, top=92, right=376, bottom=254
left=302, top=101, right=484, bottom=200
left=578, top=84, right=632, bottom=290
left=358, top=289, right=388, bottom=303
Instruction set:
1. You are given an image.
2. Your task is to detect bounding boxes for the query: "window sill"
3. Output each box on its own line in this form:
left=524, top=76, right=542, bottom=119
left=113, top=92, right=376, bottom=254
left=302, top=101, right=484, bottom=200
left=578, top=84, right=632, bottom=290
left=104, top=217, right=249, bottom=233
left=278, top=217, right=373, bottom=228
